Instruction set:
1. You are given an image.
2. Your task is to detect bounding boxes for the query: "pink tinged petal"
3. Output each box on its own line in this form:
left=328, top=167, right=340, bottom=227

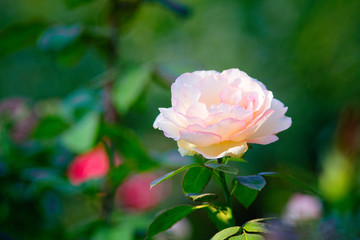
left=187, top=118, right=246, bottom=140
left=159, top=108, right=187, bottom=128
left=179, top=130, right=222, bottom=147
left=228, top=109, right=274, bottom=142
left=249, top=98, right=291, bottom=140
left=195, top=141, right=248, bottom=159
left=186, top=102, right=209, bottom=119
left=247, top=135, right=279, bottom=145
left=154, top=114, right=181, bottom=140
left=220, top=86, right=243, bottom=105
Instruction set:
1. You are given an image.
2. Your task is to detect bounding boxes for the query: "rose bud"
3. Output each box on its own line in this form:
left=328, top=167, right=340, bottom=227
left=67, top=144, right=121, bottom=185
left=115, top=173, right=170, bottom=212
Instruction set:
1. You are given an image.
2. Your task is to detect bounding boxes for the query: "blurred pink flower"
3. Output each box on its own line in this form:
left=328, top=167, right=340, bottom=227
left=283, top=193, right=322, bottom=225
left=153, top=69, right=291, bottom=159
left=115, top=173, right=170, bottom=211
left=67, top=144, right=121, bottom=185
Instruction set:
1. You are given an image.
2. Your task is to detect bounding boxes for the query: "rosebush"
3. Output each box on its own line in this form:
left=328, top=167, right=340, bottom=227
left=154, top=68, right=292, bottom=159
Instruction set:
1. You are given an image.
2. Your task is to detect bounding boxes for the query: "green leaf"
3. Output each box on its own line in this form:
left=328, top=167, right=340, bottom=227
left=112, top=64, right=152, bottom=115
left=65, top=0, right=95, bottom=9
left=147, top=205, right=205, bottom=238
left=107, top=164, right=130, bottom=188
left=233, top=182, right=259, bottom=208
left=243, top=222, right=268, bottom=233
left=210, top=226, right=241, bottom=240
left=205, top=203, right=232, bottom=231
left=150, top=163, right=200, bottom=188
left=234, top=175, right=266, bottom=191
left=259, top=172, right=320, bottom=196
left=225, top=157, right=247, bottom=163
left=182, top=166, right=212, bottom=194
left=185, top=193, right=218, bottom=202
left=0, top=21, right=47, bottom=56
left=38, top=24, right=83, bottom=51
left=61, top=111, right=99, bottom=153
left=206, top=163, right=239, bottom=175
left=229, top=233, right=264, bottom=240
left=33, top=116, right=69, bottom=139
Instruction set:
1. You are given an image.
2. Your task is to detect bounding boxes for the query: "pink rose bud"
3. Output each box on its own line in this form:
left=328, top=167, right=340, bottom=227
left=153, top=69, right=292, bottom=159
left=115, top=173, right=170, bottom=211
left=67, top=144, right=121, bottom=185
left=283, top=193, right=322, bottom=225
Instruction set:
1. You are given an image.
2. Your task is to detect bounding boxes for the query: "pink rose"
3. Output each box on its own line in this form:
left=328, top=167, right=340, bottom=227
left=153, top=69, right=291, bottom=159
left=67, top=144, right=121, bottom=185
left=115, top=173, right=170, bottom=211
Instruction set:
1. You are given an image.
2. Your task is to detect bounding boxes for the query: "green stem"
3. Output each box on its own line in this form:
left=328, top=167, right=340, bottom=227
left=217, top=158, right=235, bottom=226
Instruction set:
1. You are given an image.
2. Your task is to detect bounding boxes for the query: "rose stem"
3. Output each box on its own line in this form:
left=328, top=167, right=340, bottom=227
left=217, top=158, right=235, bottom=226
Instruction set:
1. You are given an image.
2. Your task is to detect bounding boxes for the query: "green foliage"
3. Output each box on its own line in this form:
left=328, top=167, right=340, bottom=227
left=205, top=163, right=239, bottom=175
left=33, top=116, right=69, bottom=140
left=64, top=0, right=95, bottom=9
left=242, top=222, right=268, bottom=233
left=150, top=163, right=200, bottom=188
left=147, top=205, right=206, bottom=238
left=185, top=193, right=218, bottom=202
left=182, top=166, right=212, bottom=194
left=205, top=203, right=232, bottom=231
left=229, top=233, right=264, bottom=240
left=234, top=175, right=266, bottom=191
left=232, top=183, right=259, bottom=208
left=210, top=226, right=241, bottom=240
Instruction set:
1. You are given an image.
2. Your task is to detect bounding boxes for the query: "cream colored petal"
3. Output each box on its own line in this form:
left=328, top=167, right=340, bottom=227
left=177, top=139, right=197, bottom=157
left=179, top=130, right=222, bottom=147
left=195, top=141, right=248, bottom=159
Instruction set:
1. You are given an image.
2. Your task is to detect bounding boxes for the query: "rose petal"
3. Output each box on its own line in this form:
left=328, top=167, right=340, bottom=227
left=195, top=141, right=248, bottom=159
left=187, top=118, right=246, bottom=140
left=248, top=99, right=292, bottom=140
left=154, top=114, right=181, bottom=140
left=179, top=130, right=222, bottom=147
left=247, top=135, right=279, bottom=144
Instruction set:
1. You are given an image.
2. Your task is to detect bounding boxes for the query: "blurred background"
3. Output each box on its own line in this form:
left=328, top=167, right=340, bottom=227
left=0, top=0, right=359, bottom=239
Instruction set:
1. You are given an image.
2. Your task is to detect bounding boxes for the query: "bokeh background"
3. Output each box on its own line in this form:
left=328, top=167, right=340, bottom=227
left=0, top=0, right=359, bottom=239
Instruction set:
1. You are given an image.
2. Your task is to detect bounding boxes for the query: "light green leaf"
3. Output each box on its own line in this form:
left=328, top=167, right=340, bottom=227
left=112, top=65, right=152, bottom=115
left=225, top=157, right=247, bottom=163
left=243, top=222, right=268, bottom=233
left=233, top=182, right=259, bottom=208
left=147, top=205, right=205, bottom=238
left=234, top=175, right=266, bottom=191
left=185, top=193, right=218, bottom=202
left=61, top=112, right=99, bottom=153
left=182, top=166, right=212, bottom=194
left=210, top=226, right=241, bottom=240
left=150, top=163, right=200, bottom=188
left=229, top=233, right=264, bottom=240
left=206, top=163, right=239, bottom=175
left=205, top=203, right=232, bottom=231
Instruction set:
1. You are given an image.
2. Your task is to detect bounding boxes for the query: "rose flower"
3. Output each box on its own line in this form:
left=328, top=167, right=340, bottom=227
left=154, top=69, right=291, bottom=159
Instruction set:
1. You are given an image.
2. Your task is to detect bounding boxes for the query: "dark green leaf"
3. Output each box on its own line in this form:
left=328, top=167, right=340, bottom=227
left=225, top=157, right=247, bottom=163
left=205, top=203, right=232, bottom=231
left=229, top=233, right=264, bottom=240
left=147, top=205, right=205, bottom=238
left=61, top=111, right=99, bottom=153
left=0, top=21, right=47, bottom=56
left=38, top=24, right=83, bottom=51
left=243, top=222, right=268, bottom=233
left=112, top=64, right=152, bottom=115
left=234, top=175, right=266, bottom=191
left=233, top=182, right=259, bottom=208
left=150, top=163, right=200, bottom=188
left=185, top=193, right=218, bottom=202
left=182, top=166, right=212, bottom=194
left=210, top=226, right=241, bottom=240
left=33, top=116, right=69, bottom=139
left=108, top=164, right=130, bottom=188
left=206, top=163, right=239, bottom=175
